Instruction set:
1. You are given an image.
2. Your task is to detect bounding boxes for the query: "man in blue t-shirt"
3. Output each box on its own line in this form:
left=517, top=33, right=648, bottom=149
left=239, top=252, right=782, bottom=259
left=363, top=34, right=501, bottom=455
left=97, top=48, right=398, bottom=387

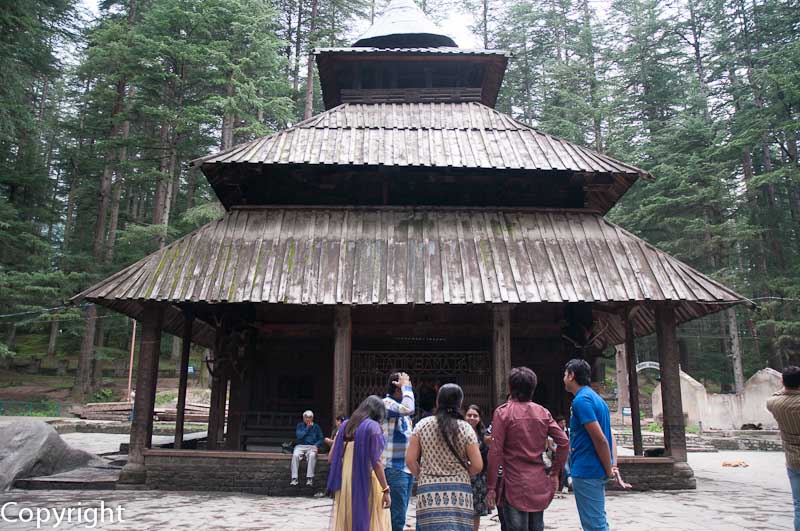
left=564, top=359, right=630, bottom=531
left=290, top=410, right=324, bottom=487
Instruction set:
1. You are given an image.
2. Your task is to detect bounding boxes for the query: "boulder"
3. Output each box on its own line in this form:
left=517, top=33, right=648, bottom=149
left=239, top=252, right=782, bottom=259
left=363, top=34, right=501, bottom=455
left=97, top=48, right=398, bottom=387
left=0, top=419, right=99, bottom=490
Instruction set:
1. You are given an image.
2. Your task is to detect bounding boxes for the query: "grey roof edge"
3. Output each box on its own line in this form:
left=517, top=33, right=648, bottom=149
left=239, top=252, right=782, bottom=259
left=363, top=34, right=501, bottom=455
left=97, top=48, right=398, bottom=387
left=500, top=112, right=654, bottom=181
left=75, top=205, right=751, bottom=308
left=194, top=102, right=650, bottom=178
left=315, top=47, right=511, bottom=57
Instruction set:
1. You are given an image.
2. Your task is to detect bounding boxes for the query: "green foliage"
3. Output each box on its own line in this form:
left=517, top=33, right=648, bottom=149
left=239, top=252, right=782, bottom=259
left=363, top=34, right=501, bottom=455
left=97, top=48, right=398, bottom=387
left=489, top=0, right=800, bottom=381
left=0, top=400, right=61, bottom=417
left=155, top=391, right=176, bottom=406
left=91, top=387, right=115, bottom=403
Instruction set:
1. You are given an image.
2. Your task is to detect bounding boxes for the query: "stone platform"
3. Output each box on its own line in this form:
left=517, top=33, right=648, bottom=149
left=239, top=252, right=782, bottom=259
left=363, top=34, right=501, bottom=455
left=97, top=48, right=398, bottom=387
left=615, top=456, right=696, bottom=490
left=144, top=449, right=331, bottom=496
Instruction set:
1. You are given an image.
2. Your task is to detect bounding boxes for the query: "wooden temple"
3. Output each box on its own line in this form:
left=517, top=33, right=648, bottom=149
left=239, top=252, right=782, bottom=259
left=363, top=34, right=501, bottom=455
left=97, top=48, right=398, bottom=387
left=74, top=0, right=751, bottom=492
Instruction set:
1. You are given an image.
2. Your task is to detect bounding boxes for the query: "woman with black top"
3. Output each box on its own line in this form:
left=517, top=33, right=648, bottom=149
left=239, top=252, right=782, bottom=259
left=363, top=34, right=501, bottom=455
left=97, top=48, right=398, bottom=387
left=465, top=404, right=490, bottom=531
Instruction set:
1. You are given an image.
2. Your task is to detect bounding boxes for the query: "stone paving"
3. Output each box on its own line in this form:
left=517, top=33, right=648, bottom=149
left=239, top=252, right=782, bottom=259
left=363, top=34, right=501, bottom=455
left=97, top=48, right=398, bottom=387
left=0, top=451, right=794, bottom=530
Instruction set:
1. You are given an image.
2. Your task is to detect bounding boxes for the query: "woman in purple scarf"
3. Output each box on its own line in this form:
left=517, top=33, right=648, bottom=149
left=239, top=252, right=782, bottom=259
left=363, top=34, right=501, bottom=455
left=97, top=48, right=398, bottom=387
left=328, top=395, right=391, bottom=531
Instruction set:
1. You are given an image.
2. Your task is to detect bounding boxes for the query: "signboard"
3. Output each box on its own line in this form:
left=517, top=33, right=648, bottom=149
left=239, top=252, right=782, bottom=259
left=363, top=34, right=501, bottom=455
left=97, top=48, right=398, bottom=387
left=635, top=361, right=661, bottom=372
left=622, top=407, right=632, bottom=417
left=187, top=365, right=195, bottom=375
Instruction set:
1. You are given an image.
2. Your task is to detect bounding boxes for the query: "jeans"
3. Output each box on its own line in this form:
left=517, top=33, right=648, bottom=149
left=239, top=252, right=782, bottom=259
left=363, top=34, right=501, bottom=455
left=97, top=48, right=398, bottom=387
left=789, top=467, right=800, bottom=531
left=572, top=477, right=610, bottom=531
left=290, top=445, right=317, bottom=479
left=502, top=497, right=544, bottom=531
left=385, top=467, right=414, bottom=531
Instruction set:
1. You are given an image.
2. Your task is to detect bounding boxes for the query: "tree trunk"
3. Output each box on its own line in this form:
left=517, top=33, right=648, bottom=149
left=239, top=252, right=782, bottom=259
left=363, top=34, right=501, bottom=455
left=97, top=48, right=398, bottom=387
left=185, top=165, right=197, bottom=211
left=92, top=78, right=127, bottom=262
left=153, top=111, right=172, bottom=247
left=63, top=166, right=78, bottom=248
left=104, top=88, right=134, bottom=263
left=172, top=336, right=182, bottom=376
left=482, top=0, right=488, bottom=49
left=727, top=308, right=745, bottom=394
left=131, top=185, right=141, bottom=223
left=92, top=163, right=114, bottom=261
left=73, top=305, right=98, bottom=399
left=222, top=79, right=236, bottom=150
left=292, top=0, right=303, bottom=96
left=159, top=144, right=178, bottom=248
left=105, top=180, right=124, bottom=263
left=6, top=324, right=17, bottom=352
left=47, top=319, right=59, bottom=361
left=583, top=0, right=602, bottom=152
left=91, top=316, right=106, bottom=390
left=303, top=0, right=319, bottom=120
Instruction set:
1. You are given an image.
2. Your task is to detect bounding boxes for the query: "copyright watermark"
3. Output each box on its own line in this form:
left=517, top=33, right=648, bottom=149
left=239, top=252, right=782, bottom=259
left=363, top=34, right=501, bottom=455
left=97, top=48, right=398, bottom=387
left=1, top=501, right=125, bottom=529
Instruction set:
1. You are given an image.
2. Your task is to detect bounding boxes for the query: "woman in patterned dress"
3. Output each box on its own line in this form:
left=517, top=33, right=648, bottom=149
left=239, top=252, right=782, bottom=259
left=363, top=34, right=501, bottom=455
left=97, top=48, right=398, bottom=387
left=465, top=405, right=490, bottom=531
left=406, top=384, right=483, bottom=531
left=328, top=396, right=392, bottom=531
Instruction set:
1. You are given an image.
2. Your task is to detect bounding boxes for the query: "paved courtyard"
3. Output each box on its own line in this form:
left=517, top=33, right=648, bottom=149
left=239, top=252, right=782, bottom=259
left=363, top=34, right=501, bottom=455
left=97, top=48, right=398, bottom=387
left=0, top=451, right=793, bottom=530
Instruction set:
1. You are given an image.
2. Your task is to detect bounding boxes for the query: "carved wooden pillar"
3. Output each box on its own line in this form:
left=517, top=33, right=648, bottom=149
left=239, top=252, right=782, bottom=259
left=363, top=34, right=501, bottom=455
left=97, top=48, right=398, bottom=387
left=333, top=306, right=352, bottom=418
left=226, top=334, right=248, bottom=451
left=623, top=309, right=643, bottom=456
left=656, top=304, right=687, bottom=462
left=119, top=304, right=163, bottom=484
left=492, top=304, right=511, bottom=408
left=174, top=311, right=193, bottom=449
left=226, top=372, right=242, bottom=450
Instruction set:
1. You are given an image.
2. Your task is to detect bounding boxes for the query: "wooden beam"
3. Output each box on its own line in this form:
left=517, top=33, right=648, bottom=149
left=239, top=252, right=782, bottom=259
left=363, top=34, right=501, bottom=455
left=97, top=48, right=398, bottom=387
left=656, top=304, right=687, bottom=462
left=624, top=309, right=644, bottom=456
left=118, top=304, right=163, bottom=484
left=333, top=306, right=352, bottom=418
left=492, top=304, right=511, bottom=408
left=174, top=311, right=193, bottom=450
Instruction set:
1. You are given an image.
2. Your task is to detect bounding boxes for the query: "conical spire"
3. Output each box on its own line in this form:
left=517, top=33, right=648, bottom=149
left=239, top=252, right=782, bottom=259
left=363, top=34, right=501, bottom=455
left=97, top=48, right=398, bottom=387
left=353, top=0, right=457, bottom=48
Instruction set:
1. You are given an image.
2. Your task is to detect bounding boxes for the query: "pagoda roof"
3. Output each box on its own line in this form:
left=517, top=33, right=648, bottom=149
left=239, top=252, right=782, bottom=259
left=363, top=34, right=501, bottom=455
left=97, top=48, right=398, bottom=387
left=352, top=0, right=456, bottom=48
left=74, top=206, right=753, bottom=349
left=195, top=102, right=651, bottom=213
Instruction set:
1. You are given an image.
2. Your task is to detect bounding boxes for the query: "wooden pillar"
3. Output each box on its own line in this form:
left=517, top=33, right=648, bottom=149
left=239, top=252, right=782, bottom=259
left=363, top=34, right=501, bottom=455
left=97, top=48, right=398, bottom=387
left=615, top=344, right=630, bottom=410
left=174, top=312, right=193, bottom=449
left=207, top=328, right=226, bottom=450
left=118, top=305, right=163, bottom=484
left=624, top=310, right=643, bottom=456
left=146, top=333, right=160, bottom=448
left=226, top=337, right=247, bottom=451
left=333, top=306, right=352, bottom=418
left=492, top=304, right=511, bottom=408
left=209, top=369, right=229, bottom=449
left=656, top=304, right=687, bottom=462
left=226, top=371, right=242, bottom=450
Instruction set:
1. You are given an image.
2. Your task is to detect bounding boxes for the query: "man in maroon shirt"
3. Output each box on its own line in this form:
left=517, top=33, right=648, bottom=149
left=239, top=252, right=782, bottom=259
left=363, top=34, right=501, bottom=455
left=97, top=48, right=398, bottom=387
left=487, top=367, right=569, bottom=531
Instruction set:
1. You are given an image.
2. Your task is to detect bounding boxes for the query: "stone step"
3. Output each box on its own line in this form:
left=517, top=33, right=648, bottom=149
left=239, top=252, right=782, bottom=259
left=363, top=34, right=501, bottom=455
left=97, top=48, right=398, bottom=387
left=14, top=466, right=120, bottom=490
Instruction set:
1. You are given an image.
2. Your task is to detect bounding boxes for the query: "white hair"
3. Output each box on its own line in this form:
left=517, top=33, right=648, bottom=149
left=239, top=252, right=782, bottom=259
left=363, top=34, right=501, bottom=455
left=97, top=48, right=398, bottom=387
left=303, top=410, right=314, bottom=418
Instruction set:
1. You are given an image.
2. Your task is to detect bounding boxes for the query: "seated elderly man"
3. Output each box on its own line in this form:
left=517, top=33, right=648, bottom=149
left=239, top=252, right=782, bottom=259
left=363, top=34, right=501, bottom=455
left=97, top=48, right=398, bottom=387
left=291, top=410, right=324, bottom=486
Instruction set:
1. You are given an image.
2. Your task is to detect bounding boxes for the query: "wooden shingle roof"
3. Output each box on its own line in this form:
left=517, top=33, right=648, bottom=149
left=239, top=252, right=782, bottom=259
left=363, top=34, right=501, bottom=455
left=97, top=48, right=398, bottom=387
left=74, top=207, right=751, bottom=348
left=196, top=102, right=650, bottom=213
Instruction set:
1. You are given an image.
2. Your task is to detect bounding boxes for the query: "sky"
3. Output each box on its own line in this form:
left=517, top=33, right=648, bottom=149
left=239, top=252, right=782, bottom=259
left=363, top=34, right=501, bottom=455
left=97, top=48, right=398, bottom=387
left=80, top=0, right=482, bottom=48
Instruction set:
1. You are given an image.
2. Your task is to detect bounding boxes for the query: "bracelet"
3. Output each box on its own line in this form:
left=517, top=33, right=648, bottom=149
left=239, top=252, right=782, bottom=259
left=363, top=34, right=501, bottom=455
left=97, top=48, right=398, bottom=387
left=381, top=485, right=390, bottom=493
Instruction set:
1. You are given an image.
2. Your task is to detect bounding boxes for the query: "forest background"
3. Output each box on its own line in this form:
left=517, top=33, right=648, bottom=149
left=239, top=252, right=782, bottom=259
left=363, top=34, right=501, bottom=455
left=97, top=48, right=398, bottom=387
left=1, top=0, right=798, bottom=400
